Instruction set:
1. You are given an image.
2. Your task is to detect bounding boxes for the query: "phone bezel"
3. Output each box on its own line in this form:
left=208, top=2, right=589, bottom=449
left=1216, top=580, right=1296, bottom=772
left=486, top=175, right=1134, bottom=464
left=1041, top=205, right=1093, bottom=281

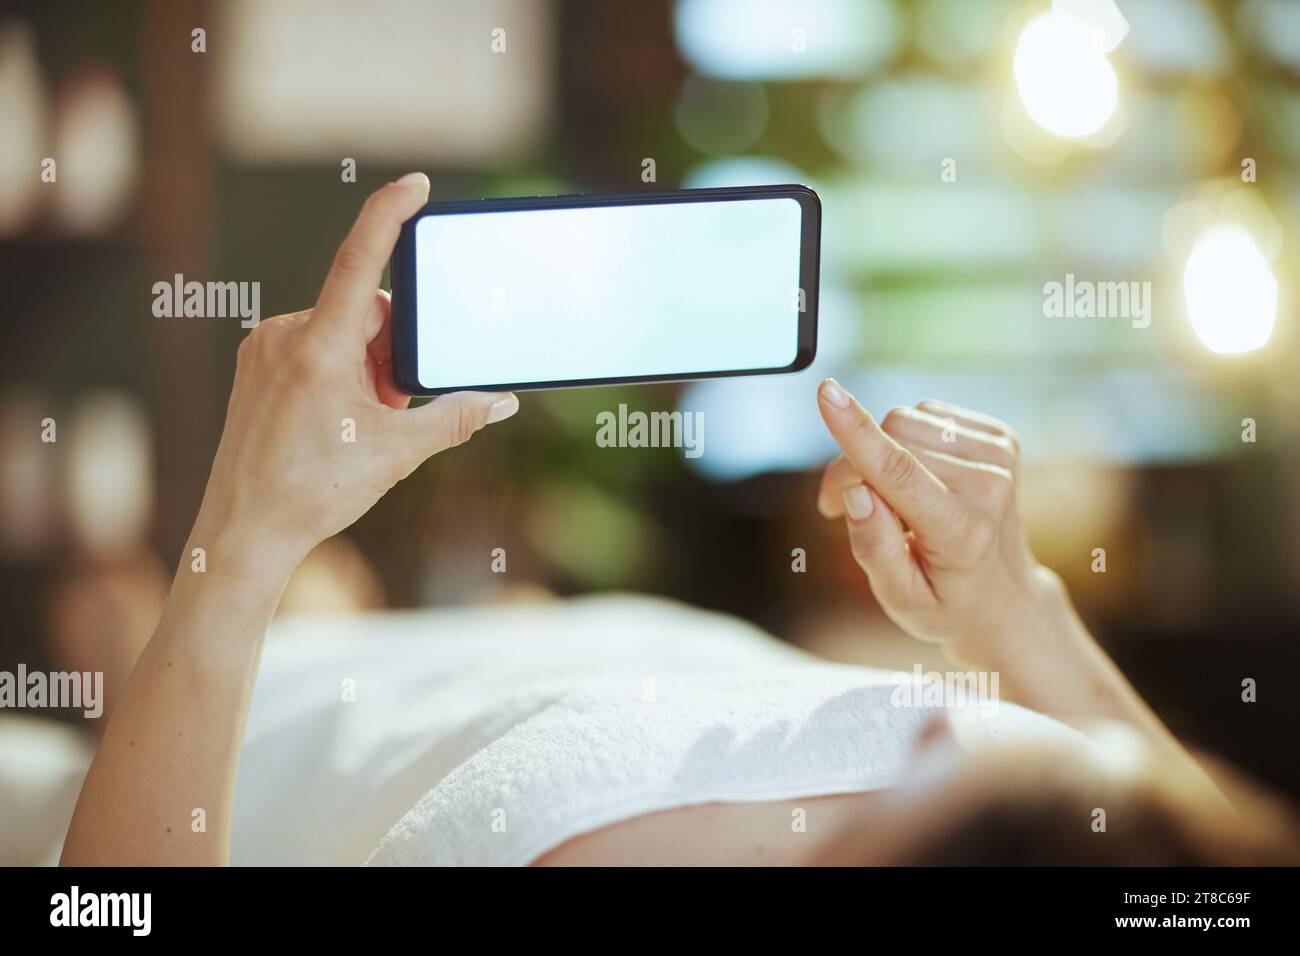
left=390, top=183, right=820, bottom=395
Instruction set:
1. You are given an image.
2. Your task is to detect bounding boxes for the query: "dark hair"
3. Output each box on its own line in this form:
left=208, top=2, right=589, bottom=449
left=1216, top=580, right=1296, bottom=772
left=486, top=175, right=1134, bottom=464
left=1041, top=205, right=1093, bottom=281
left=895, top=754, right=1300, bottom=866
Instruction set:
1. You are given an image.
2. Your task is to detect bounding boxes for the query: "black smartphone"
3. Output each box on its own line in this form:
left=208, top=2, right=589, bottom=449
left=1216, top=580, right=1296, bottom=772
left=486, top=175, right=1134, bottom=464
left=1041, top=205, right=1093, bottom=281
left=389, top=184, right=820, bottom=395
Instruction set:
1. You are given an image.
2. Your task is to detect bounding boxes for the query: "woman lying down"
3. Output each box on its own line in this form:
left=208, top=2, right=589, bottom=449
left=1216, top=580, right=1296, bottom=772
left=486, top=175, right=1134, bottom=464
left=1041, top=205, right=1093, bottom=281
left=59, top=176, right=1300, bottom=867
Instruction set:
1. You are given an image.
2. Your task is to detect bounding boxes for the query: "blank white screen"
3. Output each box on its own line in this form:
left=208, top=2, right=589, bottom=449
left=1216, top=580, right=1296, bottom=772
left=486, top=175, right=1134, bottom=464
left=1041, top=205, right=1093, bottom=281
left=414, top=197, right=803, bottom=389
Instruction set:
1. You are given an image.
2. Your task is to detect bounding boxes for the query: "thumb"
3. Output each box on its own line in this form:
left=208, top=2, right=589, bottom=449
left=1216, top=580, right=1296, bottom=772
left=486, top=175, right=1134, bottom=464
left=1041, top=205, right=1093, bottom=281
left=402, top=390, right=519, bottom=457
left=840, top=481, right=926, bottom=610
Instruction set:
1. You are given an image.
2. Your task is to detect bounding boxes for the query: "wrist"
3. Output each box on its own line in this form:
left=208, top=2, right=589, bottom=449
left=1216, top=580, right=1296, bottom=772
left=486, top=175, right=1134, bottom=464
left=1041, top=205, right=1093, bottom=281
left=946, top=565, right=1082, bottom=671
left=155, top=536, right=290, bottom=675
left=185, top=506, right=309, bottom=589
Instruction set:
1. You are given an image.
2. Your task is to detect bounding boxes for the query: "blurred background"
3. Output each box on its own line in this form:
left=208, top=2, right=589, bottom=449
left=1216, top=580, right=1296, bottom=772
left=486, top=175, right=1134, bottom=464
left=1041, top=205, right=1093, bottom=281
left=1, top=0, right=1298, bottom=803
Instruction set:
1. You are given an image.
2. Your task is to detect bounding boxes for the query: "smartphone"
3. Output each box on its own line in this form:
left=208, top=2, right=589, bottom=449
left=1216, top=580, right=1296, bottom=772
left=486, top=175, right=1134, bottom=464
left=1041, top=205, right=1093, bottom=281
left=389, top=184, right=820, bottom=395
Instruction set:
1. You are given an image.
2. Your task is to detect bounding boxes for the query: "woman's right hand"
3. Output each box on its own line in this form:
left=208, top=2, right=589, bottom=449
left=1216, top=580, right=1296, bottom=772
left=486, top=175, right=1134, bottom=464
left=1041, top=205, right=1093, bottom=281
left=190, top=173, right=519, bottom=583
left=814, top=378, right=1064, bottom=666
left=63, top=174, right=521, bottom=867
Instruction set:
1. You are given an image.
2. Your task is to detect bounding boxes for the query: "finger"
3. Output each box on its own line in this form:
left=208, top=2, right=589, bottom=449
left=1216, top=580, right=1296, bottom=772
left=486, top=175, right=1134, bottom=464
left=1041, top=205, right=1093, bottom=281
left=818, top=455, right=860, bottom=518
left=915, top=399, right=1015, bottom=442
left=909, top=448, right=1013, bottom=495
left=398, top=390, right=519, bottom=458
left=315, top=173, right=430, bottom=337
left=817, top=378, right=958, bottom=541
left=839, top=482, right=930, bottom=608
left=880, top=406, right=1015, bottom=471
left=365, top=289, right=393, bottom=358
left=364, top=291, right=409, bottom=410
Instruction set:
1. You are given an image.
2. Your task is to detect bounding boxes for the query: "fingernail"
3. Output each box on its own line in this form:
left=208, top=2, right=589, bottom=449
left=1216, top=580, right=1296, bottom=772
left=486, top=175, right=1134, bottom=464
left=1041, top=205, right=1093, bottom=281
left=395, top=171, right=430, bottom=188
left=821, top=378, right=851, bottom=409
left=842, top=484, right=874, bottom=521
left=486, top=394, right=519, bottom=424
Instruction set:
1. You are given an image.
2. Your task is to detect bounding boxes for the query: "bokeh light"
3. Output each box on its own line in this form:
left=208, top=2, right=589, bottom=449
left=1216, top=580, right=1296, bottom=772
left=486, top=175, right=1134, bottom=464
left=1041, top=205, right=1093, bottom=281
left=674, top=75, right=769, bottom=156
left=1013, top=10, right=1118, bottom=139
left=66, top=392, right=153, bottom=558
left=0, top=21, right=46, bottom=235
left=674, top=0, right=901, bottom=80
left=1183, top=224, right=1278, bottom=355
left=51, top=66, right=140, bottom=236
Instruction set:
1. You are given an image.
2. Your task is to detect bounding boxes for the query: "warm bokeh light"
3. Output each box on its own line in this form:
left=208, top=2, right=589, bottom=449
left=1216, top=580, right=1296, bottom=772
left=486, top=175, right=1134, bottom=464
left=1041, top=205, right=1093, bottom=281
left=1183, top=224, right=1278, bottom=355
left=0, top=391, right=57, bottom=556
left=216, top=0, right=551, bottom=164
left=66, top=392, right=153, bottom=558
left=0, top=21, right=46, bottom=235
left=1014, top=10, right=1118, bottom=138
left=51, top=66, right=140, bottom=236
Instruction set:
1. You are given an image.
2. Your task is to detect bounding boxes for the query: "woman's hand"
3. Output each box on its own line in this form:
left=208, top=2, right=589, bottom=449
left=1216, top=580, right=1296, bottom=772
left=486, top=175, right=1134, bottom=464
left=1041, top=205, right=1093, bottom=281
left=190, top=173, right=518, bottom=582
left=64, top=173, right=519, bottom=866
left=813, top=377, right=1230, bottom=798
left=815, top=378, right=1060, bottom=665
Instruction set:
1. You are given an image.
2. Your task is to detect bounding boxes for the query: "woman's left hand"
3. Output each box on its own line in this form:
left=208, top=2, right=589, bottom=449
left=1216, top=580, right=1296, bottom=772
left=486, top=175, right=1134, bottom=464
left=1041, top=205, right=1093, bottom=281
left=814, top=378, right=1055, bottom=665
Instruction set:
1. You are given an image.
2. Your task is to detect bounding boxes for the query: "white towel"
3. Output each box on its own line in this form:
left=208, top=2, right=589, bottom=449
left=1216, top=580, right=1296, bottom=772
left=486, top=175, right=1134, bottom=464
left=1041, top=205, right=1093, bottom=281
left=0, top=716, right=92, bottom=866
left=233, top=593, right=811, bottom=864
left=364, top=666, right=1077, bottom=866
left=231, top=594, right=1078, bottom=866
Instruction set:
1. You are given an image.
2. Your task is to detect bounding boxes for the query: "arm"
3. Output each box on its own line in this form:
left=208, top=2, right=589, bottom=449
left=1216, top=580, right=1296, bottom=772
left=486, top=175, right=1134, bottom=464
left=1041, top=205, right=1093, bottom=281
left=813, top=379, right=1207, bottom=782
left=61, top=173, right=519, bottom=866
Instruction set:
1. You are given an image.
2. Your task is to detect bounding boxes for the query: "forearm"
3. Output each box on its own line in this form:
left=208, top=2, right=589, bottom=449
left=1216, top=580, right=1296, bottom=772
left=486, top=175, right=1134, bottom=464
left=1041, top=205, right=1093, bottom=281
left=58, top=173, right=507, bottom=865
left=950, top=568, right=1223, bottom=793
left=966, top=571, right=1166, bottom=734
left=61, top=533, right=290, bottom=866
